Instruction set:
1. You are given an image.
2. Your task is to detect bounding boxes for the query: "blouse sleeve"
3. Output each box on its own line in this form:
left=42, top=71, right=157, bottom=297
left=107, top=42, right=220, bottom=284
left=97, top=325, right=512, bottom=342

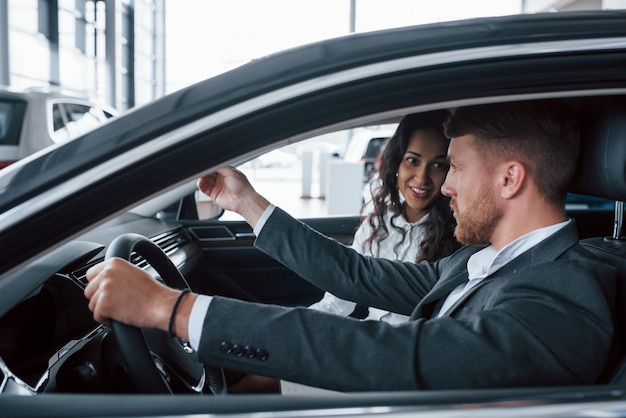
left=307, top=220, right=374, bottom=315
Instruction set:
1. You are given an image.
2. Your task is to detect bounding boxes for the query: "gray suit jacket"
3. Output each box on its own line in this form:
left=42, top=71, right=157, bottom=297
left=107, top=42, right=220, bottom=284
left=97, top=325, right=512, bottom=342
left=197, top=208, right=616, bottom=392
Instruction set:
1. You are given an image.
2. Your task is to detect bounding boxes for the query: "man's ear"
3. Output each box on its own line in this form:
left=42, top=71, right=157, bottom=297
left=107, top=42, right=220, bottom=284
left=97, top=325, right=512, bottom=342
left=499, top=161, right=526, bottom=199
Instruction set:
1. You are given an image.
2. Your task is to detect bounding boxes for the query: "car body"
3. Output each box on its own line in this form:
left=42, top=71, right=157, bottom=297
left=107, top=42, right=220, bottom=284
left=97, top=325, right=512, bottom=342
left=343, top=127, right=395, bottom=184
left=1, top=9, right=626, bottom=418
left=0, top=87, right=117, bottom=169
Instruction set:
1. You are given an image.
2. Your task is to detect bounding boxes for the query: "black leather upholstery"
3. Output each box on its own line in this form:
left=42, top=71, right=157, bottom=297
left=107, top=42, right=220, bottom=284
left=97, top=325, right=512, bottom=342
left=570, top=99, right=626, bottom=201
left=574, top=97, right=626, bottom=384
left=580, top=237, right=626, bottom=383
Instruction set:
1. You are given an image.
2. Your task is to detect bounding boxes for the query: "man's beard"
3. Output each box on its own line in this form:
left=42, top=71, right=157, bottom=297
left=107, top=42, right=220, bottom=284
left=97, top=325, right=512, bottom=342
left=450, top=184, right=502, bottom=246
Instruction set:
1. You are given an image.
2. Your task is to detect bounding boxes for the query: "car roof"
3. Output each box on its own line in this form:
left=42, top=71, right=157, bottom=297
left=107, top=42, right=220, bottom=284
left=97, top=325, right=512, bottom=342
left=0, top=87, right=116, bottom=112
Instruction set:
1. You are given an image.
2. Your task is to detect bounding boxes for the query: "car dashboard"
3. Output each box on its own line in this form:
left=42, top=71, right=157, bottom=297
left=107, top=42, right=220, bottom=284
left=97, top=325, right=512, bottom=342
left=0, top=214, right=201, bottom=395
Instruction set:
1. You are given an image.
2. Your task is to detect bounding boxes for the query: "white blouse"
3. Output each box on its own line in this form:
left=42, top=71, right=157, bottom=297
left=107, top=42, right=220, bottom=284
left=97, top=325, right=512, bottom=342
left=308, top=211, right=428, bottom=324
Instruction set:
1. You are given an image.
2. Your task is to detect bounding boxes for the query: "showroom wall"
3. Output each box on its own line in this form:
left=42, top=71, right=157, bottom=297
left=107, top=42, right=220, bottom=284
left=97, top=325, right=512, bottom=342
left=0, top=0, right=165, bottom=111
left=1, top=0, right=621, bottom=113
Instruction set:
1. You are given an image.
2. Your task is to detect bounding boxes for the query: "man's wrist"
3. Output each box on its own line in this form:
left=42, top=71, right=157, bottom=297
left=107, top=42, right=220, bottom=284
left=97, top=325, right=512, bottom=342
left=253, top=204, right=276, bottom=236
left=239, top=194, right=271, bottom=228
left=171, top=291, right=197, bottom=341
left=168, top=288, right=191, bottom=337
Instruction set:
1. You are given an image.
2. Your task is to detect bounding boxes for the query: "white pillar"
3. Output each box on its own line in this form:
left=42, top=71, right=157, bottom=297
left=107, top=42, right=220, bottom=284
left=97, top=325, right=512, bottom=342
left=318, top=152, right=333, bottom=199
left=301, top=151, right=313, bottom=198
left=326, top=161, right=364, bottom=215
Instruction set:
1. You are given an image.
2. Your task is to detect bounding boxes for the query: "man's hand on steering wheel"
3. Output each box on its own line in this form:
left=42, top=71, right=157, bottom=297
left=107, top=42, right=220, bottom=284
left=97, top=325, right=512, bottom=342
left=85, top=257, right=194, bottom=338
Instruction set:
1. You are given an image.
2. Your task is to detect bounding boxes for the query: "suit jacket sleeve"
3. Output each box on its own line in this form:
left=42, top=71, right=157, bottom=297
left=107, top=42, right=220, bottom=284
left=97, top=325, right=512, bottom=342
left=254, top=207, right=439, bottom=315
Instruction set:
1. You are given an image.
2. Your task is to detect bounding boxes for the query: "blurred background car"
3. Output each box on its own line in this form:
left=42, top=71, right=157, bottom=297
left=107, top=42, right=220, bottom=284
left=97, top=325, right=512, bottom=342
left=0, top=87, right=117, bottom=169
left=343, top=127, right=396, bottom=184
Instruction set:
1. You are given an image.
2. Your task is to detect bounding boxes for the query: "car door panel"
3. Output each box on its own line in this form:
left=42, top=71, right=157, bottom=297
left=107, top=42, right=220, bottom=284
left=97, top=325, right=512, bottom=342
left=181, top=216, right=360, bottom=307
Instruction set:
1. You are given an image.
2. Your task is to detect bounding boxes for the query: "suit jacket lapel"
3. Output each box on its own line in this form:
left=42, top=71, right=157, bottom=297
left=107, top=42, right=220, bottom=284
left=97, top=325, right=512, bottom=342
left=411, top=221, right=580, bottom=320
left=439, top=252, right=533, bottom=317
left=411, top=269, right=469, bottom=319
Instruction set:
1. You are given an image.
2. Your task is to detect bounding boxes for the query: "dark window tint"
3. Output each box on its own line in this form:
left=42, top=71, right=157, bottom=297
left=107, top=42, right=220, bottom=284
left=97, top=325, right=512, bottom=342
left=0, top=100, right=27, bottom=146
left=566, top=193, right=615, bottom=210
left=51, top=103, right=71, bottom=142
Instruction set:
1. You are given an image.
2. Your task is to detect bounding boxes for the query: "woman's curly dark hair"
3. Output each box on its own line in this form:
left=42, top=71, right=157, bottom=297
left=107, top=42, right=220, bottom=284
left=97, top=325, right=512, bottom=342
left=363, top=110, right=460, bottom=262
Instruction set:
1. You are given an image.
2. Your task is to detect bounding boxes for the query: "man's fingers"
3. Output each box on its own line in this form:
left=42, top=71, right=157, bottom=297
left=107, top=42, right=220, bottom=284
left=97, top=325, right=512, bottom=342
left=85, top=261, right=104, bottom=282
left=87, top=286, right=111, bottom=326
left=198, top=173, right=220, bottom=196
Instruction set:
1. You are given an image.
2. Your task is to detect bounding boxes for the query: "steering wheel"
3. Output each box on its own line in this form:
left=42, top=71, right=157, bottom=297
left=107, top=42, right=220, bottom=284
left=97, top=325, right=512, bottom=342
left=106, top=233, right=226, bottom=394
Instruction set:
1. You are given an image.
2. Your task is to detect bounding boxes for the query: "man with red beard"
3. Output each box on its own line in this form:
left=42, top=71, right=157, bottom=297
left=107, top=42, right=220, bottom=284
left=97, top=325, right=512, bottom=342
left=85, top=99, right=616, bottom=392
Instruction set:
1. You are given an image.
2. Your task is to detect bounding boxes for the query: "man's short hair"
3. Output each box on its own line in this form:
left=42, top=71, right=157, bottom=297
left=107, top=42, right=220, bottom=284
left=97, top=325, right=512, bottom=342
left=444, top=99, right=580, bottom=206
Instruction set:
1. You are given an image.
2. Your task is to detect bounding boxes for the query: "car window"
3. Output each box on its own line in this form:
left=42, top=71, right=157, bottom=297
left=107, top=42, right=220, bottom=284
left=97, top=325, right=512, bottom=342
left=62, top=103, right=103, bottom=138
left=193, top=128, right=615, bottom=222
left=343, top=125, right=396, bottom=163
left=51, top=103, right=71, bottom=142
left=364, top=137, right=388, bottom=159
left=566, top=193, right=614, bottom=210
left=0, top=99, right=27, bottom=146
left=51, top=102, right=106, bottom=143
left=197, top=128, right=390, bottom=221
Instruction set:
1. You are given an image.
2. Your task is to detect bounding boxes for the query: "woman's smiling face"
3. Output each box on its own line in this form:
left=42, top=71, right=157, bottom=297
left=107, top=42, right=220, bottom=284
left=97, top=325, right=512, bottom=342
left=397, top=129, right=450, bottom=223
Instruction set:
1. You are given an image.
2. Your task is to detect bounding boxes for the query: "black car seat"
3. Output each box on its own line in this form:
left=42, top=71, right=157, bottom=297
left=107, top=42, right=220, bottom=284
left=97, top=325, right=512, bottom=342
left=570, top=97, right=626, bottom=384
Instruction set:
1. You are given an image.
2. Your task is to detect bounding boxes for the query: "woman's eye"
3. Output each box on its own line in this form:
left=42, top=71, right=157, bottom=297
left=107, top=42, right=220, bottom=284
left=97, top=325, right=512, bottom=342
left=406, top=157, right=418, bottom=165
left=433, top=162, right=450, bottom=170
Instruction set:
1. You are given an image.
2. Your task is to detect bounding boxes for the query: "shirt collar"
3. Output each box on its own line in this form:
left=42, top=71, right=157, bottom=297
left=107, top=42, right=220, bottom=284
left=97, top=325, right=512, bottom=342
left=466, top=219, right=571, bottom=281
left=383, top=209, right=429, bottom=228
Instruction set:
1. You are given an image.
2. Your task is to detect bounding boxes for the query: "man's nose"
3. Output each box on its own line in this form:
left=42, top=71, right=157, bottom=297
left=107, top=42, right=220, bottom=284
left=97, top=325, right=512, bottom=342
left=441, top=173, right=453, bottom=197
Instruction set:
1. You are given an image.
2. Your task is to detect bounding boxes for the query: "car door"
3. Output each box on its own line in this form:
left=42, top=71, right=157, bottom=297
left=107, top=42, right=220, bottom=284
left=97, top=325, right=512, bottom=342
left=180, top=214, right=360, bottom=308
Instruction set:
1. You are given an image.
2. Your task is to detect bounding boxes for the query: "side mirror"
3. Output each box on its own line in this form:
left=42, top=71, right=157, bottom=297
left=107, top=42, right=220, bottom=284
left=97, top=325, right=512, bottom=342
left=196, top=191, right=224, bottom=220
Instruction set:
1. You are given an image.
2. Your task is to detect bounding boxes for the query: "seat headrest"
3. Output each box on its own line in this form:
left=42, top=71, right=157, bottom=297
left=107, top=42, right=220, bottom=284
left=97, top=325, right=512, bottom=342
left=570, top=99, right=626, bottom=201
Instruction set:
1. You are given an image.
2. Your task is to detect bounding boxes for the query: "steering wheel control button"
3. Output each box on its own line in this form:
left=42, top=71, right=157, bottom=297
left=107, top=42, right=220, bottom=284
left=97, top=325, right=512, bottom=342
left=154, top=357, right=170, bottom=383
left=177, top=337, right=194, bottom=354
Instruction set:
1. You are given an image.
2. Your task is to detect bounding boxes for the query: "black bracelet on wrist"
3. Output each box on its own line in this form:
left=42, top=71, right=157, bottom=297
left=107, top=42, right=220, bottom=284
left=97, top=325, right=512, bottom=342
left=168, top=288, right=191, bottom=338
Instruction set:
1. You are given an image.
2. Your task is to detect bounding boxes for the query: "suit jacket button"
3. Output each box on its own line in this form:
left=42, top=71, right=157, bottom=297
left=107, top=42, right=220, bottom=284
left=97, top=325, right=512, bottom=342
left=232, top=344, right=244, bottom=356
left=220, top=341, right=233, bottom=354
left=244, top=346, right=256, bottom=358
left=255, top=349, right=269, bottom=361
